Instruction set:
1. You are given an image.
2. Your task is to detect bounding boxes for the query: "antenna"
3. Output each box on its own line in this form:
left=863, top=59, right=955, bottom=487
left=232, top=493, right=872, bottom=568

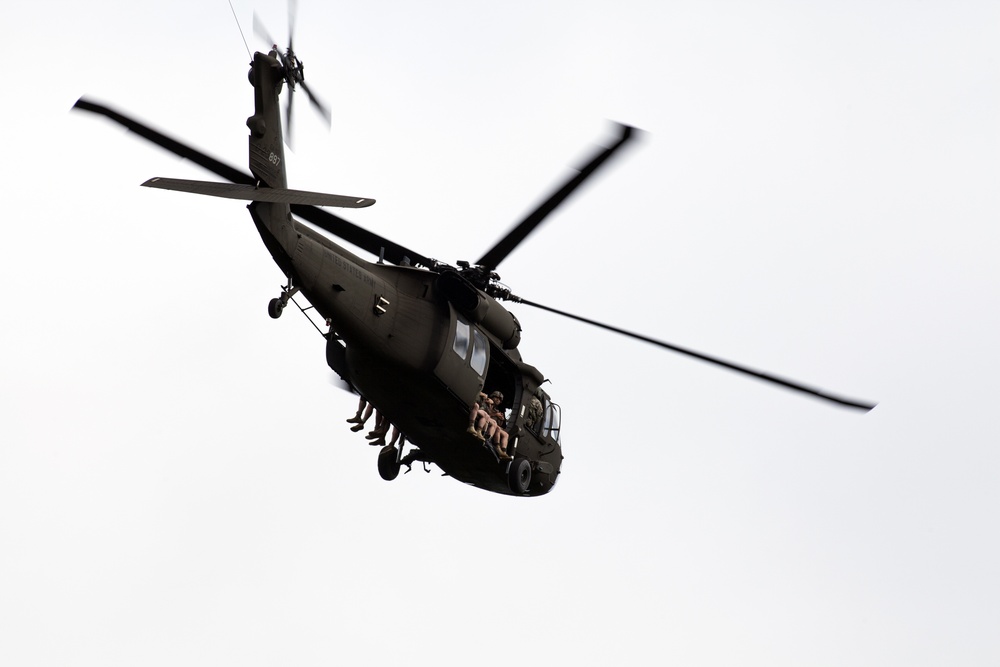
left=228, top=0, right=252, bottom=59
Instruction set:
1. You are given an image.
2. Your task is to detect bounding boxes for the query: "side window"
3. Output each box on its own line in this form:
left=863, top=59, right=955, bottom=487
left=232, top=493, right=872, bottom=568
left=470, top=328, right=488, bottom=376
left=453, top=318, right=470, bottom=359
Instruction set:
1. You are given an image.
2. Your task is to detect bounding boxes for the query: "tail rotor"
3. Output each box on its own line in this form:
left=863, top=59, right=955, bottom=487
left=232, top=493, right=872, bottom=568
left=253, top=2, right=331, bottom=147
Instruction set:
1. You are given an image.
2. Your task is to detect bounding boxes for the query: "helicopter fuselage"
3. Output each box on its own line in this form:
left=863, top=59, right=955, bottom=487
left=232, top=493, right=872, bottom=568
left=255, top=206, right=562, bottom=495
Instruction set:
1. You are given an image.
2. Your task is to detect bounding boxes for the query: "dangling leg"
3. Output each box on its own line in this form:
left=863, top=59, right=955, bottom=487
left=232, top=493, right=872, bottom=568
left=467, top=402, right=482, bottom=435
left=468, top=407, right=487, bottom=441
left=367, top=411, right=389, bottom=439
left=472, top=409, right=491, bottom=440
left=494, top=430, right=511, bottom=460
left=347, top=397, right=367, bottom=424
left=351, top=402, right=374, bottom=432
left=370, top=421, right=390, bottom=448
left=483, top=417, right=498, bottom=441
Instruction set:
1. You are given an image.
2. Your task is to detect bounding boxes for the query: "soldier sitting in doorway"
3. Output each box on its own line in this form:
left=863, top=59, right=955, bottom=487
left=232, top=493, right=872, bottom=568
left=484, top=391, right=511, bottom=460
left=466, top=391, right=511, bottom=460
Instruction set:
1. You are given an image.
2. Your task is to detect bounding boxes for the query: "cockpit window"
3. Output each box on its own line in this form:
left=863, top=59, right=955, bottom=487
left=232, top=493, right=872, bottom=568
left=470, top=328, right=488, bottom=376
left=453, top=318, right=470, bottom=359
left=541, top=401, right=562, bottom=443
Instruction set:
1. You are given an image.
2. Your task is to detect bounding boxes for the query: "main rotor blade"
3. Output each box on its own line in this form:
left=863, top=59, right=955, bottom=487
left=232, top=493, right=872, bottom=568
left=290, top=204, right=432, bottom=267
left=74, top=98, right=430, bottom=267
left=513, top=296, right=877, bottom=411
left=475, top=122, right=636, bottom=271
left=73, top=98, right=255, bottom=186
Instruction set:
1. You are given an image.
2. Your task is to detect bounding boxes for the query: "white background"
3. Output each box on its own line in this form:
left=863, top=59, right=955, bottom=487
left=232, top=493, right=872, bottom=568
left=2, top=1, right=998, bottom=665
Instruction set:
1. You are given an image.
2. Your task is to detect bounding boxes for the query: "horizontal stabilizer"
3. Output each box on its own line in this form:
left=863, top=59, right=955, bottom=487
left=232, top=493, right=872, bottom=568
left=141, top=177, right=375, bottom=208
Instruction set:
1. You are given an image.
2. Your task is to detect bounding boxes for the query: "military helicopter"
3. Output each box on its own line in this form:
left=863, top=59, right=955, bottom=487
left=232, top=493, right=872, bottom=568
left=73, top=34, right=875, bottom=497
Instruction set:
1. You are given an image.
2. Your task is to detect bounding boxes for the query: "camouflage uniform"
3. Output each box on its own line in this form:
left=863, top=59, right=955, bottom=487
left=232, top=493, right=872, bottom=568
left=526, top=396, right=543, bottom=429
left=487, top=391, right=506, bottom=428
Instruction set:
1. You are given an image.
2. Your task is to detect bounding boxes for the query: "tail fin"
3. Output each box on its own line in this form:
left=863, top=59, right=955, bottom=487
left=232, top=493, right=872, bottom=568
left=246, top=51, right=288, bottom=189
left=246, top=51, right=298, bottom=269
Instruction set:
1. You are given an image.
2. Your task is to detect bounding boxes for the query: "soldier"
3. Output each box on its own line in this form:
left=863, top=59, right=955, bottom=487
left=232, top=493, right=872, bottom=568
left=525, top=395, right=543, bottom=430
left=487, top=391, right=506, bottom=423
left=484, top=394, right=511, bottom=460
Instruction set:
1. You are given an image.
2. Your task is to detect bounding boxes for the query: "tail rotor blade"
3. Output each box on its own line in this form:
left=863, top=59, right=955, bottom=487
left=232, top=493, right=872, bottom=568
left=285, top=87, right=295, bottom=149
left=288, top=0, right=298, bottom=48
left=252, top=11, right=277, bottom=49
left=301, top=80, right=332, bottom=126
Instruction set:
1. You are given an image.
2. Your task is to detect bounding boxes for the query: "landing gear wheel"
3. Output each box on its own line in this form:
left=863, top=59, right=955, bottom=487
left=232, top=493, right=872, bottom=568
left=378, top=444, right=401, bottom=481
left=507, top=457, right=532, bottom=495
left=268, top=298, right=284, bottom=319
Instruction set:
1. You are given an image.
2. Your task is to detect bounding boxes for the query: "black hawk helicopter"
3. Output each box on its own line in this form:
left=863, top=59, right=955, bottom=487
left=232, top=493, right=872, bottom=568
left=74, top=37, right=875, bottom=497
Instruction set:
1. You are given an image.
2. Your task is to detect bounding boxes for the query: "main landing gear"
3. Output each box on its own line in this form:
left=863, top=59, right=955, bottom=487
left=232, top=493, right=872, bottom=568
left=378, top=444, right=431, bottom=481
left=268, top=282, right=300, bottom=319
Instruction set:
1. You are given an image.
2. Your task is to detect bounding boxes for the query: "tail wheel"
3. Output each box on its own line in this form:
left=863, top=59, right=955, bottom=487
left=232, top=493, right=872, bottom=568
left=377, top=445, right=401, bottom=481
left=507, top=458, right=531, bottom=495
left=268, top=298, right=284, bottom=319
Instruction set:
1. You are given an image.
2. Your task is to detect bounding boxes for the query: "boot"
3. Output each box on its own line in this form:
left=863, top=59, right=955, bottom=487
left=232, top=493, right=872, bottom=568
left=350, top=423, right=365, bottom=432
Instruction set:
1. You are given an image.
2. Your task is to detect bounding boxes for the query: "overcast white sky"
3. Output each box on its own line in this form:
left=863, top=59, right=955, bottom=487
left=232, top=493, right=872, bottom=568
left=3, top=1, right=999, bottom=665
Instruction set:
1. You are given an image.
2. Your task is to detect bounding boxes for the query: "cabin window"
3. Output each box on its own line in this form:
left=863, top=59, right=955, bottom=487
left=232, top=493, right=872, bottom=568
left=470, top=328, right=488, bottom=376
left=453, top=318, right=470, bottom=359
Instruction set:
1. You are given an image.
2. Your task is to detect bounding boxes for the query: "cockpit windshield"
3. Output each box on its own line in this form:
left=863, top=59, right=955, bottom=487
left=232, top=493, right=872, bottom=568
left=540, top=400, right=562, bottom=443
left=525, top=389, right=562, bottom=444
